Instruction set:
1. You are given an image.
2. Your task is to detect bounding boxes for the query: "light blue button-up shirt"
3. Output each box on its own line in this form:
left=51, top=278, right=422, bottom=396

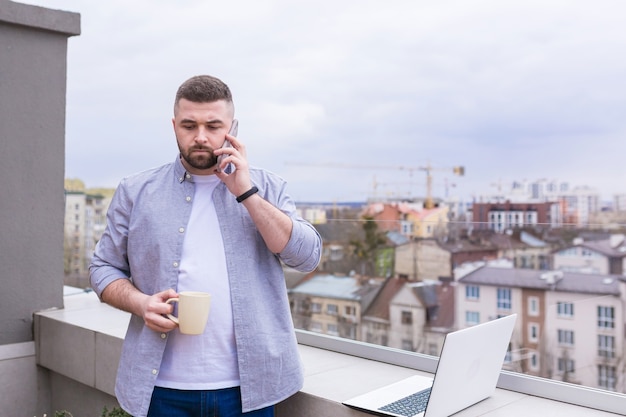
left=90, top=156, right=322, bottom=417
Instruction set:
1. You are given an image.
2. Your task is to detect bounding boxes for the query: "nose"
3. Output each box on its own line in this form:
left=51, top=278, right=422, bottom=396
left=195, top=126, right=210, bottom=143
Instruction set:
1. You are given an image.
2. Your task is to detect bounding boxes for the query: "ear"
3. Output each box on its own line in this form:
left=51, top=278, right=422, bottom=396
left=171, top=117, right=176, bottom=129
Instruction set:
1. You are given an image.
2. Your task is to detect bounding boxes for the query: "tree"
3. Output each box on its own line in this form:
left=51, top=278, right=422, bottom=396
left=351, top=216, right=388, bottom=276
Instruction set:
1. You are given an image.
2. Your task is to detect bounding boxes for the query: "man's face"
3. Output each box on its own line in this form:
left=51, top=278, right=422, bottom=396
left=172, top=98, right=234, bottom=175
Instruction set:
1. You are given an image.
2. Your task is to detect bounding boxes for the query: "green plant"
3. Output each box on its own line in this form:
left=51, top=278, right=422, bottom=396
left=101, top=406, right=132, bottom=417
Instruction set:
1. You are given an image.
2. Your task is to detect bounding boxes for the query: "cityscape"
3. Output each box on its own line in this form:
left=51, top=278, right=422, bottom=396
left=65, top=174, right=626, bottom=394
left=6, top=1, right=626, bottom=415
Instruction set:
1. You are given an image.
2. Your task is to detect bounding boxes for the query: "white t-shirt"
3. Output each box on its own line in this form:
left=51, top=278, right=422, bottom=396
left=156, top=174, right=240, bottom=389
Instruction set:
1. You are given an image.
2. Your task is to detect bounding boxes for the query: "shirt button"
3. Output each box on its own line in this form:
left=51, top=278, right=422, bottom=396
left=186, top=173, right=191, bottom=179
left=152, top=369, right=158, bottom=375
left=179, top=227, right=185, bottom=233
left=173, top=262, right=179, bottom=267
left=186, top=196, right=192, bottom=202
left=179, top=177, right=183, bottom=182
left=160, top=333, right=167, bottom=339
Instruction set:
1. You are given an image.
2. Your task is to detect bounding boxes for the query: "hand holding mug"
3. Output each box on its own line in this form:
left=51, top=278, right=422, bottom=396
left=165, top=291, right=212, bottom=335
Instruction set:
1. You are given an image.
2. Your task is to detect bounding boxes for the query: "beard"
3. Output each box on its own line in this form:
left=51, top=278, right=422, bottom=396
left=179, top=144, right=218, bottom=171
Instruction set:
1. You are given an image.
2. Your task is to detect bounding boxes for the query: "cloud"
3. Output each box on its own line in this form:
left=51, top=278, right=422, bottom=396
left=23, top=0, right=626, bottom=201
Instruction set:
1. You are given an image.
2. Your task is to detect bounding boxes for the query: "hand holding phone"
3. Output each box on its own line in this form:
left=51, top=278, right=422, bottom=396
left=219, top=119, right=238, bottom=174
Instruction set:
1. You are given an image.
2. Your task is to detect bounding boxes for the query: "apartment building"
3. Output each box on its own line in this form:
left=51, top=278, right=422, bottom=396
left=64, top=190, right=87, bottom=277
left=63, top=183, right=114, bottom=286
left=472, top=200, right=562, bottom=232
left=553, top=234, right=626, bottom=276
left=614, top=194, right=626, bottom=212
left=361, top=277, right=455, bottom=356
left=456, top=266, right=625, bottom=392
left=560, top=186, right=601, bottom=227
left=480, top=178, right=600, bottom=227
left=289, top=273, right=382, bottom=340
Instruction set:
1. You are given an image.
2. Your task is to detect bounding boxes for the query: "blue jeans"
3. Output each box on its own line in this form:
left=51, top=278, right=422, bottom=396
left=147, top=386, right=275, bottom=417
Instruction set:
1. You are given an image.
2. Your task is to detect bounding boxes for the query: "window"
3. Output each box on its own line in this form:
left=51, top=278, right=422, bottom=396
left=466, top=311, right=479, bottom=325
left=529, top=323, right=539, bottom=343
left=598, top=365, right=617, bottom=391
left=598, top=335, right=615, bottom=358
left=309, top=321, right=322, bottom=333
left=558, top=358, right=575, bottom=374
left=310, top=302, right=322, bottom=314
left=557, top=302, right=574, bottom=318
left=497, top=287, right=511, bottom=310
left=326, top=304, right=338, bottom=316
left=401, top=221, right=413, bottom=235
left=401, top=339, right=413, bottom=351
left=528, top=296, right=539, bottom=316
left=466, top=285, right=479, bottom=300
left=597, top=306, right=615, bottom=329
left=327, top=323, right=338, bottom=336
left=401, top=310, right=412, bottom=325
left=558, top=329, right=574, bottom=346
left=345, top=306, right=356, bottom=316
left=529, top=352, right=539, bottom=371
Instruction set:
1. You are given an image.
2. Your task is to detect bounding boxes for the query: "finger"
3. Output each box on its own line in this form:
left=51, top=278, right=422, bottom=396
left=225, top=135, right=246, bottom=155
left=155, top=288, right=178, bottom=301
left=146, top=311, right=178, bottom=331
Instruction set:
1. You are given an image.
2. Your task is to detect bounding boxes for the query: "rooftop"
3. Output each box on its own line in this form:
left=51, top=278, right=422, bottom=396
left=459, top=266, right=623, bottom=295
left=28, top=289, right=626, bottom=416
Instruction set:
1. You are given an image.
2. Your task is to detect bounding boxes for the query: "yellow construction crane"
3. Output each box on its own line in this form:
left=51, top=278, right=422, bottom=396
left=285, top=161, right=465, bottom=209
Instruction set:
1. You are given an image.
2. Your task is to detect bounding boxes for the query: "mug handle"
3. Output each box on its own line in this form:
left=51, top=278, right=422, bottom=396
left=165, top=298, right=179, bottom=324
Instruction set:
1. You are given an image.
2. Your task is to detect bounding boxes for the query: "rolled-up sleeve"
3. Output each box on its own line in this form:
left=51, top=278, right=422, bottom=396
left=279, top=217, right=322, bottom=272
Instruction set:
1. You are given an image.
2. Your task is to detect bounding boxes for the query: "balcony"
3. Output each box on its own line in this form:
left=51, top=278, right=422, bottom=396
left=0, top=289, right=613, bottom=416
left=2, top=1, right=626, bottom=415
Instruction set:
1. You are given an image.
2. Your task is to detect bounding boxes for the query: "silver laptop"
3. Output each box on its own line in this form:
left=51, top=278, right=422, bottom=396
left=343, top=314, right=517, bottom=417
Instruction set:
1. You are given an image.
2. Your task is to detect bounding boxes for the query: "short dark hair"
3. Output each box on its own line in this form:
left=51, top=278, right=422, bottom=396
left=174, top=75, right=233, bottom=109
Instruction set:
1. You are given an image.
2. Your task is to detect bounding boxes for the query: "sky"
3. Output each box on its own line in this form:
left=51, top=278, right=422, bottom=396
left=22, top=0, right=626, bottom=203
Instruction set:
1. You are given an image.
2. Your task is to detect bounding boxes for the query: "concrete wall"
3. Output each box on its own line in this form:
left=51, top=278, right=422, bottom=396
left=0, top=342, right=50, bottom=417
left=0, top=0, right=80, bottom=345
left=0, top=1, right=80, bottom=415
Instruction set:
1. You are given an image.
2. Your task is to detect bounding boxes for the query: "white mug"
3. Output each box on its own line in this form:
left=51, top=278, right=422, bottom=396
left=166, top=291, right=211, bottom=335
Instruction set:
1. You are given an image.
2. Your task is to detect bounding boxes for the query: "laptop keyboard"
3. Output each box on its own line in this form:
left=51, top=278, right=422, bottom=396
left=378, top=387, right=432, bottom=416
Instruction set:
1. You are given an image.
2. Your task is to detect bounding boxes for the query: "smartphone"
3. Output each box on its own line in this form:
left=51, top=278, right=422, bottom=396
left=219, top=119, right=238, bottom=174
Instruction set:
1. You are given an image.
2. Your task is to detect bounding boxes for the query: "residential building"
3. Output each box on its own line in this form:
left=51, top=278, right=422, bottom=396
left=64, top=190, right=87, bottom=278
left=560, top=186, right=601, bottom=227
left=479, top=178, right=601, bottom=227
left=395, top=239, right=455, bottom=281
left=614, top=194, right=626, bottom=212
left=406, top=206, right=450, bottom=239
left=456, top=265, right=625, bottom=391
left=63, top=181, right=114, bottom=287
left=289, top=273, right=382, bottom=340
left=361, top=201, right=449, bottom=239
left=297, top=206, right=328, bottom=224
left=361, top=277, right=455, bottom=356
left=393, top=230, right=550, bottom=282
left=314, top=221, right=364, bottom=274
left=472, top=200, right=562, bottom=232
left=478, top=230, right=552, bottom=270
left=553, top=234, right=626, bottom=275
